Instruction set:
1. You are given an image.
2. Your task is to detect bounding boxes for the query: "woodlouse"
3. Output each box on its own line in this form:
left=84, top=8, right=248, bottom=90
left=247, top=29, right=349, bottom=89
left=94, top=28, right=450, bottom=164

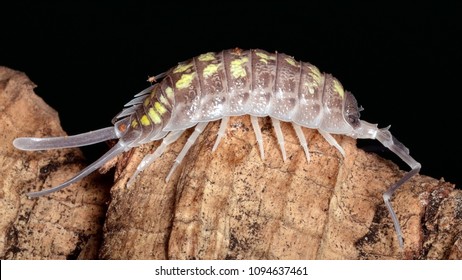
left=13, top=48, right=421, bottom=248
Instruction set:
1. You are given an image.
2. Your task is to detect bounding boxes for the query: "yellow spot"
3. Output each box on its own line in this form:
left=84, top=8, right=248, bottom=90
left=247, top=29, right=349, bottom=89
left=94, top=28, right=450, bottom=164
left=143, top=97, right=150, bottom=107
left=159, top=95, right=169, bottom=105
left=203, top=63, right=220, bottom=78
left=154, top=102, right=167, bottom=115
left=304, top=82, right=316, bottom=94
left=176, top=73, right=195, bottom=89
left=148, top=107, right=161, bottom=124
left=165, top=87, right=174, bottom=99
left=230, top=57, right=248, bottom=78
left=131, top=119, right=138, bottom=128
left=255, top=52, right=273, bottom=60
left=198, top=52, right=215, bottom=61
left=173, top=63, right=193, bottom=73
left=333, top=79, right=344, bottom=98
left=140, top=115, right=151, bottom=126
left=285, top=57, right=298, bottom=67
left=309, top=65, right=322, bottom=84
left=255, top=52, right=275, bottom=64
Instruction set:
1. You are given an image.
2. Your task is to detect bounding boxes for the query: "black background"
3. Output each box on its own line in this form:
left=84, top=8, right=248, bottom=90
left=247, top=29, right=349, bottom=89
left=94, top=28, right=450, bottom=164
left=1, top=1, right=460, bottom=188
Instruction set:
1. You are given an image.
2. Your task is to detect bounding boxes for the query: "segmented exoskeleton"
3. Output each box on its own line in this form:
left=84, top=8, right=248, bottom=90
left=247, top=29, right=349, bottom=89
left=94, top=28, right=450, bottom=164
left=13, top=48, right=421, bottom=248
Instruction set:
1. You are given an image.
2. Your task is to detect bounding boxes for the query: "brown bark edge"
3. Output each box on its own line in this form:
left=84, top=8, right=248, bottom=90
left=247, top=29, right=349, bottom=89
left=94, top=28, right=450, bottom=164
left=0, top=67, right=110, bottom=259
left=1, top=67, right=460, bottom=259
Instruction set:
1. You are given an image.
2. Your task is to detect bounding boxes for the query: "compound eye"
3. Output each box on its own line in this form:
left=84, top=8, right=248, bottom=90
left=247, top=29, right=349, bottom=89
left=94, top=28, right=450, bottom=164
left=344, top=91, right=361, bottom=128
left=347, top=114, right=360, bottom=127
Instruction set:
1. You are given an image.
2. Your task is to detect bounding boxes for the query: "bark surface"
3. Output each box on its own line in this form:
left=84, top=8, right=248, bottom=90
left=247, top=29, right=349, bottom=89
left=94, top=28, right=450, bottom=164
left=0, top=67, right=110, bottom=259
left=1, top=67, right=460, bottom=259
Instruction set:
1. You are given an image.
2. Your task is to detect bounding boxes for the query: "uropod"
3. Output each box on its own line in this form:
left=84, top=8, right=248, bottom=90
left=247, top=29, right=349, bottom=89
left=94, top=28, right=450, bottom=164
left=13, top=48, right=421, bottom=248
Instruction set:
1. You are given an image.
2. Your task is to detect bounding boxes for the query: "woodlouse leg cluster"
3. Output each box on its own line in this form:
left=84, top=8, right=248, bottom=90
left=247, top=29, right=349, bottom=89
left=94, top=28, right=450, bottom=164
left=127, top=130, right=184, bottom=187
left=165, top=121, right=209, bottom=182
left=318, top=130, right=346, bottom=157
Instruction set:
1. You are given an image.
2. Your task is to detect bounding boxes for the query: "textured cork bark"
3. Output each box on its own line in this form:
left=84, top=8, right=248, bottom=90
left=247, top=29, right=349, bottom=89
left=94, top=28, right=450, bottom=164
left=0, top=67, right=110, bottom=259
left=1, top=66, right=461, bottom=259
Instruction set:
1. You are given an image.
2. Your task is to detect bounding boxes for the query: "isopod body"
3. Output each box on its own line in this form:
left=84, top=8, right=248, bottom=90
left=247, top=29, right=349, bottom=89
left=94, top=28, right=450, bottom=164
left=13, top=48, right=421, bottom=248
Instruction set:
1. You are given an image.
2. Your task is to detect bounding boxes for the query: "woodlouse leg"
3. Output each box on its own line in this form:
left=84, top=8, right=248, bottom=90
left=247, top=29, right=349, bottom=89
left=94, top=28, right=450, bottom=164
left=292, top=123, right=310, bottom=161
left=212, top=116, right=229, bottom=152
left=250, top=116, right=265, bottom=160
left=271, top=118, right=287, bottom=161
left=318, top=130, right=346, bottom=157
left=127, top=130, right=184, bottom=187
left=166, top=121, right=209, bottom=182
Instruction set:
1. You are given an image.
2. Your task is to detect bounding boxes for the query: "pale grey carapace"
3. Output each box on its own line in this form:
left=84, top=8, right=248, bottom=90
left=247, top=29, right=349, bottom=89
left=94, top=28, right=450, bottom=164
left=14, top=48, right=421, bottom=248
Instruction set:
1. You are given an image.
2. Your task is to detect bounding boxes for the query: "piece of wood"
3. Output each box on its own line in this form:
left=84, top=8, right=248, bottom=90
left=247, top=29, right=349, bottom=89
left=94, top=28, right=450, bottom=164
left=0, top=67, right=110, bottom=259
left=1, top=66, right=460, bottom=259
left=101, top=113, right=461, bottom=260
